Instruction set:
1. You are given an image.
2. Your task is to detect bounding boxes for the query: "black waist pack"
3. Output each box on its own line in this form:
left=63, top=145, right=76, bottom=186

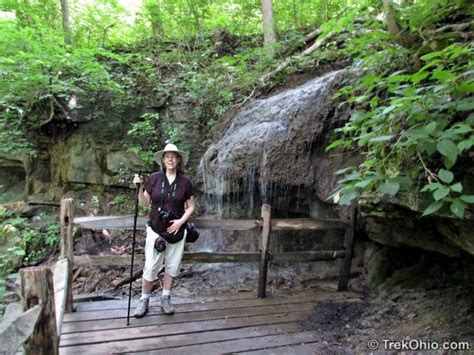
left=185, top=221, right=199, bottom=243
left=147, top=221, right=185, bottom=244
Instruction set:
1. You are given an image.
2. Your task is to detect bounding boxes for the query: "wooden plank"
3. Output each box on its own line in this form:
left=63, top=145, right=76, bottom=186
left=138, top=331, right=320, bottom=354
left=195, top=218, right=260, bottom=231
left=243, top=343, right=322, bottom=354
left=338, top=204, right=357, bottom=291
left=60, top=322, right=302, bottom=354
left=258, top=204, right=272, bottom=298
left=71, top=290, right=260, bottom=312
left=74, top=250, right=345, bottom=267
left=0, top=304, right=42, bottom=355
left=63, top=290, right=360, bottom=322
left=73, top=216, right=148, bottom=230
left=60, top=310, right=308, bottom=347
left=73, top=252, right=262, bottom=267
left=20, top=267, right=59, bottom=355
left=72, top=216, right=260, bottom=231
left=53, top=258, right=69, bottom=334
left=68, top=288, right=359, bottom=313
left=272, top=250, right=345, bottom=262
left=61, top=301, right=318, bottom=334
left=269, top=218, right=348, bottom=230
left=60, top=198, right=74, bottom=313
left=73, top=215, right=347, bottom=231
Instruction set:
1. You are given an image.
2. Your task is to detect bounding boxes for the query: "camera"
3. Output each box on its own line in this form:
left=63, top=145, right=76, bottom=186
left=158, top=209, right=175, bottom=223
left=154, top=236, right=166, bottom=252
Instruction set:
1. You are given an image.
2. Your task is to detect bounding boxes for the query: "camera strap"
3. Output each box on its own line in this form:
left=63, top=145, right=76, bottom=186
left=159, top=173, right=179, bottom=214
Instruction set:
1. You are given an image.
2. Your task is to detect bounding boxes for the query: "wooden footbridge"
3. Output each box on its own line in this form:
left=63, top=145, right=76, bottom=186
left=60, top=288, right=361, bottom=354
left=2, top=199, right=357, bottom=354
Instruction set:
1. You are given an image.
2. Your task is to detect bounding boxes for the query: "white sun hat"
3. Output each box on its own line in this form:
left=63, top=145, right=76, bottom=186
left=154, top=143, right=189, bottom=167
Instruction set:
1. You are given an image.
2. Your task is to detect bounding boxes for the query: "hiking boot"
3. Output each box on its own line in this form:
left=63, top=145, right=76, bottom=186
left=133, top=298, right=149, bottom=318
left=161, top=295, right=175, bottom=315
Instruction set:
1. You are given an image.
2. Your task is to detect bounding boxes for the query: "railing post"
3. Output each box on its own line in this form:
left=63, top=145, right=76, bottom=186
left=258, top=204, right=272, bottom=298
left=20, top=267, right=59, bottom=355
left=60, top=198, right=74, bottom=312
left=338, top=203, right=357, bottom=291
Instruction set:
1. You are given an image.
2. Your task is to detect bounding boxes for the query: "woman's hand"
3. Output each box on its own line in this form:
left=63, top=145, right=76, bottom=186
left=133, top=174, right=150, bottom=205
left=133, top=174, right=143, bottom=186
left=167, top=219, right=185, bottom=235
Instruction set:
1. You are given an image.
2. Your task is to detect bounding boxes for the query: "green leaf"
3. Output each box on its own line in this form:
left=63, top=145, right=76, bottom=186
left=325, top=139, right=343, bottom=152
left=360, top=74, right=381, bottom=88
left=339, top=190, right=358, bottom=205
left=420, top=183, right=443, bottom=192
left=449, top=124, right=472, bottom=134
left=14, top=249, right=25, bottom=256
left=391, top=176, right=413, bottom=189
left=420, top=51, right=442, bottom=61
left=379, top=182, right=400, bottom=196
left=433, top=186, right=450, bottom=201
left=335, top=168, right=353, bottom=175
left=450, top=183, right=463, bottom=193
left=437, top=140, right=458, bottom=162
left=457, top=98, right=474, bottom=111
left=424, top=122, right=437, bottom=135
left=458, top=140, right=472, bottom=152
left=383, top=105, right=399, bottom=115
left=355, top=180, right=372, bottom=188
left=422, top=201, right=444, bottom=216
left=438, top=169, right=454, bottom=183
left=410, top=71, right=429, bottom=84
left=369, top=135, right=394, bottom=143
left=387, top=74, right=410, bottom=83
left=405, top=128, right=428, bottom=139
left=350, top=111, right=368, bottom=122
left=443, top=156, right=456, bottom=169
left=454, top=82, right=474, bottom=94
left=419, top=59, right=441, bottom=72
left=431, top=69, right=454, bottom=83
left=450, top=199, right=467, bottom=218
left=460, top=195, right=474, bottom=203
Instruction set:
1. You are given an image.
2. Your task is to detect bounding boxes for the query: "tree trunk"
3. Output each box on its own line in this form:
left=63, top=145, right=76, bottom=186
left=186, top=0, right=202, bottom=39
left=261, top=0, right=277, bottom=56
left=383, top=0, right=412, bottom=47
left=60, top=0, right=71, bottom=45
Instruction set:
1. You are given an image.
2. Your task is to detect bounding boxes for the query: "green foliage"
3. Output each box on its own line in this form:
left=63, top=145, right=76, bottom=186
left=91, top=195, right=100, bottom=208
left=113, top=195, right=126, bottom=206
left=0, top=17, right=124, bottom=157
left=327, top=13, right=473, bottom=220
left=46, top=223, right=60, bottom=248
left=0, top=210, right=60, bottom=277
left=126, top=112, right=161, bottom=167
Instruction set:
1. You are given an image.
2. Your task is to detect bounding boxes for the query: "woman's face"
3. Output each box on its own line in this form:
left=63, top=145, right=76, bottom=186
left=163, top=152, right=180, bottom=171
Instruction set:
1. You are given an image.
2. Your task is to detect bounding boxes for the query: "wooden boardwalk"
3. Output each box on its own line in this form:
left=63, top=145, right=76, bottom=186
left=60, top=288, right=361, bottom=354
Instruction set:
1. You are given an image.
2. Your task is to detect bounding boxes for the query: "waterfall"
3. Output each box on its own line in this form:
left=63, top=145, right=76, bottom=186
left=199, top=70, right=343, bottom=219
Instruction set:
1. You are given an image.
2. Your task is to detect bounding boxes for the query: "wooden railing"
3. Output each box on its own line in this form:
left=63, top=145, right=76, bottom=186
left=10, top=197, right=356, bottom=354
left=1, top=199, right=75, bottom=354
left=70, top=199, right=357, bottom=296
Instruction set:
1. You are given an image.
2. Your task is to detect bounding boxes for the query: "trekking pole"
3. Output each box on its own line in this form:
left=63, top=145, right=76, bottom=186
left=127, top=170, right=141, bottom=325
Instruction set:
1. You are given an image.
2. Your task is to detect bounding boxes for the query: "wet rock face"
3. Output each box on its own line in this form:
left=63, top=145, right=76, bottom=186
left=200, top=70, right=346, bottom=193
left=198, top=69, right=474, bottom=260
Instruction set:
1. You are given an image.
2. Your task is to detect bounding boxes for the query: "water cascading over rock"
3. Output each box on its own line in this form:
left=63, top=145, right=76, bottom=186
left=199, top=69, right=349, bottom=218
left=192, top=70, right=351, bottom=286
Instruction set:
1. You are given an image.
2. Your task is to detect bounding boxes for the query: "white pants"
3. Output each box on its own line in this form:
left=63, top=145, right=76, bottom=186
left=142, top=226, right=186, bottom=281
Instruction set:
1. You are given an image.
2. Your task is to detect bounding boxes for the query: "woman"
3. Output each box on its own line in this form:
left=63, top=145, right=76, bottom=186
left=133, top=143, right=195, bottom=317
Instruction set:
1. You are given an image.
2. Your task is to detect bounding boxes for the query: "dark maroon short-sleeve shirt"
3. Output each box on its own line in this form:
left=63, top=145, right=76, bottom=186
left=145, top=172, right=195, bottom=233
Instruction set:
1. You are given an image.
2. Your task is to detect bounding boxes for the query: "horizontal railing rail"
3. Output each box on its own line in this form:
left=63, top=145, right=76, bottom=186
left=73, top=216, right=349, bottom=231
